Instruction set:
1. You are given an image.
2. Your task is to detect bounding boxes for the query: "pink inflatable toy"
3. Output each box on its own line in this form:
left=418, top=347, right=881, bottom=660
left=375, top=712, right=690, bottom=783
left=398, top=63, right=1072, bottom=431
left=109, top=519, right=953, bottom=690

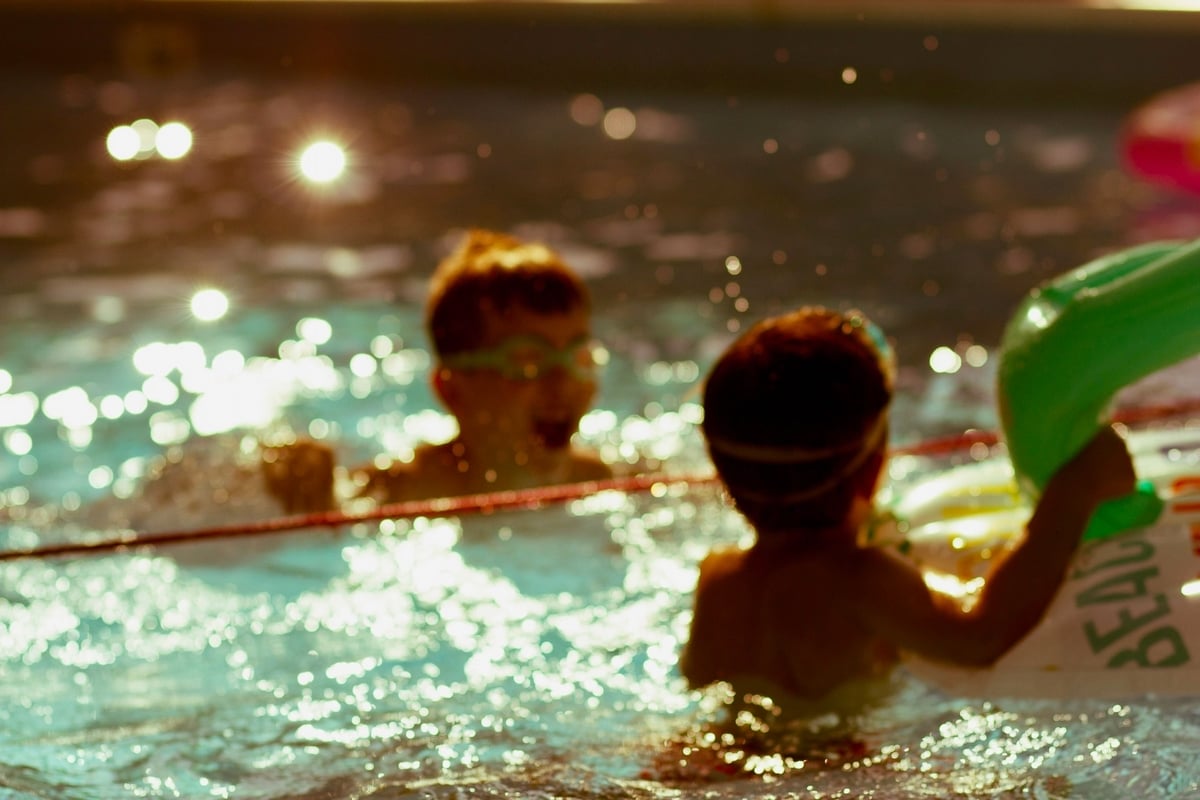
left=1122, top=82, right=1200, bottom=196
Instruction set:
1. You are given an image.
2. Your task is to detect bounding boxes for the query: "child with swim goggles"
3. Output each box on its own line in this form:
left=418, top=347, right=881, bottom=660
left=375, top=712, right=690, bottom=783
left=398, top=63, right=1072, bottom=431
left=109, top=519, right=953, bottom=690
left=262, top=229, right=611, bottom=510
left=681, top=306, right=1136, bottom=708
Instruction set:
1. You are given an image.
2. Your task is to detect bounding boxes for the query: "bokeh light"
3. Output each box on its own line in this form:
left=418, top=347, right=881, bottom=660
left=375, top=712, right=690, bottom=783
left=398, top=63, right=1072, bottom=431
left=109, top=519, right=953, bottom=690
left=130, top=118, right=159, bottom=157
left=568, top=93, right=604, bottom=126
left=108, top=119, right=193, bottom=161
left=155, top=121, right=193, bottom=159
left=297, top=317, right=333, bottom=345
left=190, top=288, right=230, bottom=322
left=106, top=125, right=140, bottom=161
left=929, top=346, right=963, bottom=374
left=602, top=108, right=637, bottom=140
left=299, top=140, right=348, bottom=184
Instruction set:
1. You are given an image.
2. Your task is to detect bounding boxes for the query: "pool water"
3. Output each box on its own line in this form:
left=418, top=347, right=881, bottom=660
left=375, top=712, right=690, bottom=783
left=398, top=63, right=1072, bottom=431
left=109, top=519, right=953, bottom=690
left=4, top=9, right=1200, bottom=797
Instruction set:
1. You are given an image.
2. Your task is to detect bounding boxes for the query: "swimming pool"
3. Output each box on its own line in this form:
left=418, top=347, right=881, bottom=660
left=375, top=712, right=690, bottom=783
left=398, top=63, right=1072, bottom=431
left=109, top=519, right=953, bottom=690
left=3, top=2, right=1200, bottom=797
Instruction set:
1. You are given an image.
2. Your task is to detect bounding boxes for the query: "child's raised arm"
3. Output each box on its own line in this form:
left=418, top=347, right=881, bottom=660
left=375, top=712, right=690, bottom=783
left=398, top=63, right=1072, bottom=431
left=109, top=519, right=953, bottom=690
left=848, top=425, right=1135, bottom=667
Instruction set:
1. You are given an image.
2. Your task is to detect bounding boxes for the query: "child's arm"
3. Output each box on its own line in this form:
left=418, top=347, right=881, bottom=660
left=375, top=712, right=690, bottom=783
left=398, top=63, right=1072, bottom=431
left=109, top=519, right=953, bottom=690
left=260, top=439, right=338, bottom=514
left=850, top=425, right=1135, bottom=667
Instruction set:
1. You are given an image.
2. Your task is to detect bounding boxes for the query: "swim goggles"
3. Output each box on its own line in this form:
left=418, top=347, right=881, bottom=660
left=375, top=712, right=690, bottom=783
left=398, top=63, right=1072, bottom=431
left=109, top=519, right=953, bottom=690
left=440, top=333, right=598, bottom=381
left=707, top=413, right=888, bottom=503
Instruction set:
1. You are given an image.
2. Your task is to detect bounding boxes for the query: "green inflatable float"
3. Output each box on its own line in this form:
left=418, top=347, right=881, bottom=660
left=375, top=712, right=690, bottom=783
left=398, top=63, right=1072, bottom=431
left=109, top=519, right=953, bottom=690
left=997, top=238, right=1200, bottom=541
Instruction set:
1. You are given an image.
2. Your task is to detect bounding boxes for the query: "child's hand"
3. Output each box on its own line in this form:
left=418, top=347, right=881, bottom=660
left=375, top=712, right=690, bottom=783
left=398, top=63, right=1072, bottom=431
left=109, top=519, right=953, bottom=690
left=1059, top=425, right=1136, bottom=503
left=260, top=439, right=337, bottom=513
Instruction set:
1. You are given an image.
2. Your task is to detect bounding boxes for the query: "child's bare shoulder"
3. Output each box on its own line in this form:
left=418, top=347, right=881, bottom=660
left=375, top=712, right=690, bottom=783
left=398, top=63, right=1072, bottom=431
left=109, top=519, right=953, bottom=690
left=697, top=546, right=751, bottom=581
left=568, top=450, right=613, bottom=482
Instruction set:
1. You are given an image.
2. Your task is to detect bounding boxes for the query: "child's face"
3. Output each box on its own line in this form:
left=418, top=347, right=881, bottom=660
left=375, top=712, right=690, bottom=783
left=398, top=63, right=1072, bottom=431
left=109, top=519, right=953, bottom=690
left=439, top=304, right=597, bottom=456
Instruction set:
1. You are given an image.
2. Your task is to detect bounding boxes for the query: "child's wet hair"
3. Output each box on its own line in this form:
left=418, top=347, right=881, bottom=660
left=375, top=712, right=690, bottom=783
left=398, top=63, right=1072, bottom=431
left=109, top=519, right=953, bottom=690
left=426, top=230, right=590, bottom=357
left=702, top=307, right=893, bottom=530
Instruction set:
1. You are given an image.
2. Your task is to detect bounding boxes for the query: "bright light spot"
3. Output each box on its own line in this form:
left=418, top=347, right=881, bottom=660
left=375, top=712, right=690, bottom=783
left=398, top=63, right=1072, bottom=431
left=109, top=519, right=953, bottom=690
left=350, top=353, right=378, bottom=378
left=133, top=342, right=174, bottom=376
left=0, top=369, right=11, bottom=393
left=370, top=335, right=395, bottom=358
left=155, top=121, right=193, bottom=159
left=88, top=466, right=114, bottom=490
left=929, top=346, right=963, bottom=374
left=66, top=428, right=94, bottom=450
left=100, top=394, right=125, bottom=419
left=124, top=390, right=149, bottom=415
left=579, top=409, right=619, bottom=438
left=1025, top=301, right=1052, bottom=330
left=1122, top=0, right=1200, bottom=8
left=190, top=386, right=276, bottom=436
left=602, top=107, right=637, bottom=140
left=1183, top=579, right=1200, bottom=598
left=297, top=317, right=333, bottom=345
left=131, top=118, right=160, bottom=156
left=189, top=355, right=339, bottom=436
left=645, top=362, right=674, bottom=386
left=149, top=411, right=190, bottom=446
left=191, top=288, right=230, bottom=322
left=142, top=375, right=180, bottom=406
left=4, top=429, right=32, bottom=455
left=174, top=341, right=207, bottom=374
left=402, top=408, right=458, bottom=444
left=965, top=344, right=989, bottom=368
left=725, top=256, right=742, bottom=276
left=297, top=355, right=341, bottom=392
left=179, top=364, right=214, bottom=395
left=211, top=349, right=246, bottom=374
left=119, top=457, right=148, bottom=479
left=923, top=570, right=984, bottom=602
left=43, top=386, right=97, bottom=428
left=299, top=140, right=347, bottom=184
left=106, top=125, right=140, bottom=161
left=842, top=67, right=858, bottom=85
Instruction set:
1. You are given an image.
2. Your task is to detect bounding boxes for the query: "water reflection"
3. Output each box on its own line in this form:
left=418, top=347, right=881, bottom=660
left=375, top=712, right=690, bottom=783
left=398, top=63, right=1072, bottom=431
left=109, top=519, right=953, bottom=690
left=106, top=119, right=193, bottom=162
left=298, top=140, right=348, bottom=184
left=190, top=288, right=230, bottom=321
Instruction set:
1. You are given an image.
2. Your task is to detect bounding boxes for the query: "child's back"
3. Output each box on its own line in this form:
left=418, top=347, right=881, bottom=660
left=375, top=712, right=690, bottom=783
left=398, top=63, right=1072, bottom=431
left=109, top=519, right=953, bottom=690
left=684, top=543, right=899, bottom=701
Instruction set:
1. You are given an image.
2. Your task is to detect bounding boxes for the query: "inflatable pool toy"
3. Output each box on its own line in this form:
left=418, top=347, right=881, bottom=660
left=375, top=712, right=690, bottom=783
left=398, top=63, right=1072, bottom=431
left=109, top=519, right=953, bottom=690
left=883, top=425, right=1200, bottom=698
left=1122, top=82, right=1200, bottom=196
left=895, top=240, right=1200, bottom=697
left=998, top=239, right=1200, bottom=541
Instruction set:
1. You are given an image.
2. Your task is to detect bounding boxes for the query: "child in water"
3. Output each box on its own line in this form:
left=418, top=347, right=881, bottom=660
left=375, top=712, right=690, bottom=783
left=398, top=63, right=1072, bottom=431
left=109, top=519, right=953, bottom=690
left=263, top=229, right=611, bottom=510
left=680, top=306, right=1136, bottom=705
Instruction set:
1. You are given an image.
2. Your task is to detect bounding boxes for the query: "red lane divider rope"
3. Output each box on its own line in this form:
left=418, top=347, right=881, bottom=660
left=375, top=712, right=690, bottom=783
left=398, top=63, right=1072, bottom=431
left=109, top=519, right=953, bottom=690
left=0, top=473, right=718, bottom=563
left=4, top=396, right=1200, bottom=562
